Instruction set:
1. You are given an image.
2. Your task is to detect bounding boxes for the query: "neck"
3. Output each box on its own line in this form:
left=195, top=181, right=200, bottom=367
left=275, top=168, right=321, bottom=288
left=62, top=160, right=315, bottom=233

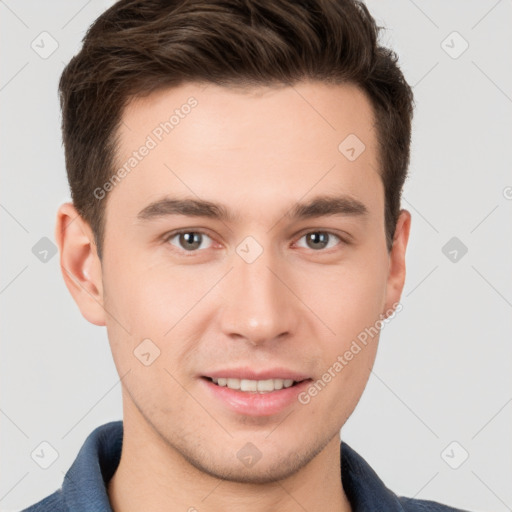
left=107, top=411, right=351, bottom=512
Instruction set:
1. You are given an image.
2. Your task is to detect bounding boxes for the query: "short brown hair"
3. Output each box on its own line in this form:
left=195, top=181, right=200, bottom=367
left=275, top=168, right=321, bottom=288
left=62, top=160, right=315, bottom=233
left=59, top=0, right=414, bottom=260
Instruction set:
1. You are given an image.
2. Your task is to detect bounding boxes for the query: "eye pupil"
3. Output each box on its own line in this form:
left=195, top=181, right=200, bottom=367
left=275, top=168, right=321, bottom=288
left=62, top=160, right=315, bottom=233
left=306, top=232, right=328, bottom=250
left=180, top=232, right=202, bottom=250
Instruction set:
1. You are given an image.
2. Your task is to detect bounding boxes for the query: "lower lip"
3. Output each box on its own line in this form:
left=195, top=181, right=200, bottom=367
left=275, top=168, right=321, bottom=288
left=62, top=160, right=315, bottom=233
left=201, top=377, right=312, bottom=417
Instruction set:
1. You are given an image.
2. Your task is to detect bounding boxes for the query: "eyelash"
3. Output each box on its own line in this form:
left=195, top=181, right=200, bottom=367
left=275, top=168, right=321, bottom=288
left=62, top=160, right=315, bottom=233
left=162, top=229, right=349, bottom=255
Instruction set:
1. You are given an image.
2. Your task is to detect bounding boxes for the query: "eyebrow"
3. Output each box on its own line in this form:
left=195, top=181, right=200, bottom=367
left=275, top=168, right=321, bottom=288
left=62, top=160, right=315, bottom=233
left=136, top=194, right=369, bottom=223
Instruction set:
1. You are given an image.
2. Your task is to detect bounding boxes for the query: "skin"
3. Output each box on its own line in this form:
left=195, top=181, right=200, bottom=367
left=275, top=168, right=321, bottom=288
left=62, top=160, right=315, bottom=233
left=55, top=81, right=411, bottom=512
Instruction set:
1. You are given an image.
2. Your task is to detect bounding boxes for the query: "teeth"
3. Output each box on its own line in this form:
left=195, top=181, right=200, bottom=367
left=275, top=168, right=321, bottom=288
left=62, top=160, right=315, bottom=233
left=210, top=377, right=298, bottom=393
left=227, top=378, right=240, bottom=389
left=258, top=379, right=276, bottom=392
left=241, top=379, right=257, bottom=391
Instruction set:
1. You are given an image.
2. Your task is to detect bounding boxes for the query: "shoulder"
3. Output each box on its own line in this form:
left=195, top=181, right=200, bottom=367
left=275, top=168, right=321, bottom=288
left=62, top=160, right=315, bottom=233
left=398, top=495, right=471, bottom=511
left=19, top=420, right=123, bottom=512
left=19, top=489, right=65, bottom=512
left=340, top=442, right=471, bottom=512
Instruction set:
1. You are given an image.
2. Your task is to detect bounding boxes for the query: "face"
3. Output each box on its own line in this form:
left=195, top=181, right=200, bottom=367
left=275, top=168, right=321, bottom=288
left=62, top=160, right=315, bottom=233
left=57, top=81, right=410, bottom=484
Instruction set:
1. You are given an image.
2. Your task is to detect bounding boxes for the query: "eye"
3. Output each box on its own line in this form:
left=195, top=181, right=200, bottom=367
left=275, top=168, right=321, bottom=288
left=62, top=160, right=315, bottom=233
left=163, top=229, right=347, bottom=255
left=295, top=231, right=343, bottom=251
left=165, top=230, right=214, bottom=252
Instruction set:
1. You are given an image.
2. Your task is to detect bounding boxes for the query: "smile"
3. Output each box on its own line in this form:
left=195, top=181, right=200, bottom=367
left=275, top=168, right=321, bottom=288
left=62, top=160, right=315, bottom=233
left=207, top=377, right=305, bottom=393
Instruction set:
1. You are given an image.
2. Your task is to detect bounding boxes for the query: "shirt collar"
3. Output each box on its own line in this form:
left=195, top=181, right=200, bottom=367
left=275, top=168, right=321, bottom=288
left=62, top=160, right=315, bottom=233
left=62, top=420, right=404, bottom=511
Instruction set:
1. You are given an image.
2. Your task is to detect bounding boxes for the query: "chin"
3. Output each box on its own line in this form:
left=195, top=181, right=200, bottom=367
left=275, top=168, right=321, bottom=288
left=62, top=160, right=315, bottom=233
left=175, top=434, right=329, bottom=485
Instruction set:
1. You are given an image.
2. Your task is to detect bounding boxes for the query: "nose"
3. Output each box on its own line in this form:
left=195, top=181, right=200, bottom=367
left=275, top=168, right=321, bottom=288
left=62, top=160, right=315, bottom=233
left=218, top=245, right=300, bottom=346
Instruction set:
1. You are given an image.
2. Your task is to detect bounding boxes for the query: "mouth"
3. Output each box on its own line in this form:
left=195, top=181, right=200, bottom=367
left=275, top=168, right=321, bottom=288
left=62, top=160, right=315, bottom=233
left=201, top=376, right=311, bottom=394
left=200, top=374, right=314, bottom=416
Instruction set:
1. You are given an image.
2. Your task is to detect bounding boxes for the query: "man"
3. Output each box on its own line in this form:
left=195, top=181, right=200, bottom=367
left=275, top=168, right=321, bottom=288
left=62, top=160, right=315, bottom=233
left=22, top=0, right=470, bottom=510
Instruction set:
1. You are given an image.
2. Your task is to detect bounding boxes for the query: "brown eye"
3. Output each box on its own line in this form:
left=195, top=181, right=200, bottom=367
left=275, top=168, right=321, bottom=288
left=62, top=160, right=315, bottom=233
left=296, top=231, right=342, bottom=251
left=166, top=231, right=213, bottom=252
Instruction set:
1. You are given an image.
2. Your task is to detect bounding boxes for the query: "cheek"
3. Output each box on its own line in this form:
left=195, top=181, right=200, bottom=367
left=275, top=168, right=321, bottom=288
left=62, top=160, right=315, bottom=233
left=102, top=264, right=193, bottom=401
left=299, top=257, right=386, bottom=403
left=297, top=263, right=384, bottom=419
left=103, top=259, right=216, bottom=373
left=103, top=254, right=192, bottom=331
left=302, top=256, right=388, bottom=342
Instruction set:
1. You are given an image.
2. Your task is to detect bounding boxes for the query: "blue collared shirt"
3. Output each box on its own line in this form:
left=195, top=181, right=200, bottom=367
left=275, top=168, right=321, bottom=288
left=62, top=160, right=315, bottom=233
left=21, top=421, right=469, bottom=511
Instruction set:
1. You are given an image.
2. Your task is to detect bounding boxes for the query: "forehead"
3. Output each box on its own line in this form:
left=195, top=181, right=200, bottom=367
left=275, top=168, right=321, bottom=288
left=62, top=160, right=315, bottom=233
left=107, top=81, right=382, bottom=226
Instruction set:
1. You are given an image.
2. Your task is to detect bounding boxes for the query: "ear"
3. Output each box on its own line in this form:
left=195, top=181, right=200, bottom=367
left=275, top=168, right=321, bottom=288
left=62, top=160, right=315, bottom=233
left=55, top=202, right=106, bottom=326
left=383, top=209, right=411, bottom=316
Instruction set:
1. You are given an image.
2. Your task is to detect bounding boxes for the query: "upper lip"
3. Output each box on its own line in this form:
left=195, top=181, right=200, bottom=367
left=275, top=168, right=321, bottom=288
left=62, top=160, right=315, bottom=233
left=203, top=367, right=312, bottom=382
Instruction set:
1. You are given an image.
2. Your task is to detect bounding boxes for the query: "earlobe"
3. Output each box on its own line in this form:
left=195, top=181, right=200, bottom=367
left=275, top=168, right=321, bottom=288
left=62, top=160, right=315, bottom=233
left=55, top=202, right=107, bottom=326
left=383, top=209, right=411, bottom=314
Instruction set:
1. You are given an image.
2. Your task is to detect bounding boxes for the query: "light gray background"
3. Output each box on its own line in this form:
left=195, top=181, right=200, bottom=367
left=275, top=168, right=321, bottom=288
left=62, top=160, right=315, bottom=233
left=1, top=1, right=511, bottom=511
